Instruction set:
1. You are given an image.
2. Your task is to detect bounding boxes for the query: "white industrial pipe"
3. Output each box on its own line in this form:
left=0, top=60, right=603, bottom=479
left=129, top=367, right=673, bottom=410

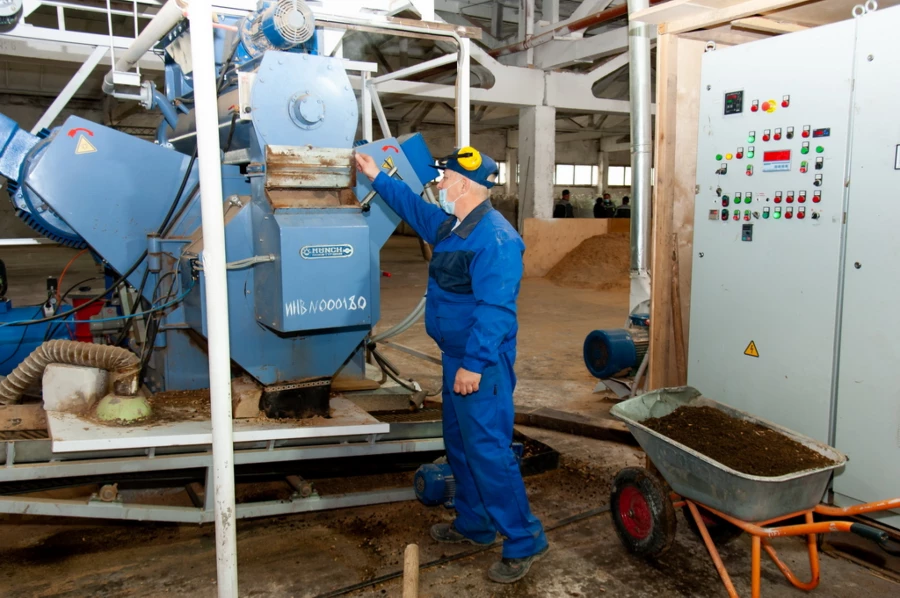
left=188, top=0, right=239, bottom=595
left=627, top=0, right=652, bottom=313
left=102, top=0, right=184, bottom=94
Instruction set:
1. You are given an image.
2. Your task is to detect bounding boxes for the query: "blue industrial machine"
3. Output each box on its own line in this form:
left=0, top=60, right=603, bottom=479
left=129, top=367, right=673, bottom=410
left=0, top=0, right=436, bottom=417
left=582, top=314, right=649, bottom=379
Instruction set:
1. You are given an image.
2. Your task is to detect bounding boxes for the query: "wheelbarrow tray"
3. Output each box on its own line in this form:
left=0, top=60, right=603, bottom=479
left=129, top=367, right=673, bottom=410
left=610, top=387, right=847, bottom=522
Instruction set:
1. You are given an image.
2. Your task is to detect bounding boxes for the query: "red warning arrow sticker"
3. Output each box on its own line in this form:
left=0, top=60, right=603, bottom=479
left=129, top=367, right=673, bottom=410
left=382, top=145, right=399, bottom=153
left=67, top=127, right=94, bottom=138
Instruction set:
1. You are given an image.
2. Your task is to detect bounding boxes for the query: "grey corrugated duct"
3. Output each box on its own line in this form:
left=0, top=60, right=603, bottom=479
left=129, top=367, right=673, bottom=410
left=0, top=340, right=141, bottom=404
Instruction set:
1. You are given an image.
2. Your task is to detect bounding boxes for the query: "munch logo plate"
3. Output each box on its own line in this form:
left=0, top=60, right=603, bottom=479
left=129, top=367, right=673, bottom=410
left=300, top=244, right=354, bottom=259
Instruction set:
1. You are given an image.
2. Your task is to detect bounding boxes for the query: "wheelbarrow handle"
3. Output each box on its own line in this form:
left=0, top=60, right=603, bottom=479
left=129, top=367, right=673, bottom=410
left=850, top=523, right=900, bottom=556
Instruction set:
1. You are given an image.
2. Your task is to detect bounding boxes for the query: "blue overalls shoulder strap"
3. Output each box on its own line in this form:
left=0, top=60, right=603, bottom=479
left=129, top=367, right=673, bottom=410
left=434, top=199, right=495, bottom=244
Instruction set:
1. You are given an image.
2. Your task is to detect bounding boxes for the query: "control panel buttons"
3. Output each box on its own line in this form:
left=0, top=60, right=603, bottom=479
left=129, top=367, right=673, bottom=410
left=801, top=141, right=810, bottom=155
left=785, top=207, right=794, bottom=219
left=733, top=210, right=740, bottom=221
left=763, top=207, right=770, bottom=219
left=797, top=206, right=806, bottom=219
left=722, top=209, right=729, bottom=221
left=811, top=211, right=821, bottom=220
left=781, top=95, right=790, bottom=108
left=774, top=191, right=783, bottom=204
left=726, top=153, right=733, bottom=160
left=751, top=100, right=760, bottom=113
left=774, top=128, right=782, bottom=141
left=744, top=195, right=752, bottom=204
left=752, top=211, right=760, bottom=220
left=745, top=165, right=753, bottom=176
left=716, top=153, right=723, bottom=161
left=800, top=161, right=808, bottom=174
left=736, top=147, right=744, bottom=159
left=774, top=207, right=782, bottom=219
left=815, top=157, right=824, bottom=170
left=723, top=195, right=731, bottom=207
left=816, top=145, right=824, bottom=154
left=748, top=131, right=756, bottom=143
left=813, top=174, right=823, bottom=187
left=716, top=163, right=728, bottom=175
left=799, top=191, right=807, bottom=203
left=747, top=146, right=755, bottom=159
left=802, top=125, right=811, bottom=138
left=762, top=99, right=777, bottom=113
left=762, top=129, right=771, bottom=142
left=813, top=191, right=822, bottom=203
left=786, top=126, right=795, bottom=140
left=743, top=210, right=751, bottom=221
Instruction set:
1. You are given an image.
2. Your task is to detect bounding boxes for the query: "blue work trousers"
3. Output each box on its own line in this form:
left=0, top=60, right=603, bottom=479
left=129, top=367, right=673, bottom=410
left=441, top=350, right=548, bottom=558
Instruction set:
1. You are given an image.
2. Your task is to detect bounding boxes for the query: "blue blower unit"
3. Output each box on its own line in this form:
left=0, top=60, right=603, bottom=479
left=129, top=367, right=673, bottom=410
left=415, top=444, right=525, bottom=508
left=583, top=322, right=649, bottom=379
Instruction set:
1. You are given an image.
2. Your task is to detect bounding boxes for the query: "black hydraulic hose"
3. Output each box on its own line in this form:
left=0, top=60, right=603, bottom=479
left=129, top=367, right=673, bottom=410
left=314, top=504, right=612, bottom=598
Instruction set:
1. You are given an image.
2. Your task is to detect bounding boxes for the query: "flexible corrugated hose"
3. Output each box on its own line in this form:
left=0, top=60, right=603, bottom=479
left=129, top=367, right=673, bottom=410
left=0, top=340, right=141, bottom=404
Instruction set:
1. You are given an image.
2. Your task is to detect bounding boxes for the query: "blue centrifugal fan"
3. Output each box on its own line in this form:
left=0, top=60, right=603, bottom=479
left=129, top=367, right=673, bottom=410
left=415, top=444, right=525, bottom=508
left=582, top=314, right=650, bottom=379
left=0, top=0, right=437, bottom=418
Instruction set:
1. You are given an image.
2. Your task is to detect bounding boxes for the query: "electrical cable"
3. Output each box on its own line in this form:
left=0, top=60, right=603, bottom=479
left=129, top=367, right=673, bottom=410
left=313, top=504, right=612, bottom=598
left=44, top=275, right=106, bottom=341
left=54, top=248, right=89, bottom=305
left=0, top=306, right=44, bottom=367
left=48, top=279, right=195, bottom=327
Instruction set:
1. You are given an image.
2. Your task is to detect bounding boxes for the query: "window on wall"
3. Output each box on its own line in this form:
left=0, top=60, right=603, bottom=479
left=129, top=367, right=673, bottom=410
left=554, top=164, right=599, bottom=186
left=608, top=166, right=633, bottom=187
left=498, top=162, right=508, bottom=185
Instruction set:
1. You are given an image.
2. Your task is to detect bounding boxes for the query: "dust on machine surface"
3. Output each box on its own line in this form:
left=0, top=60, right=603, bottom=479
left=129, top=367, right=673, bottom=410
left=0, top=0, right=477, bottom=522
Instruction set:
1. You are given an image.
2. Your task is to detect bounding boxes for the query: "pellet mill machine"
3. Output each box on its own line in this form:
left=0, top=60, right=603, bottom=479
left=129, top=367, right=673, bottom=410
left=0, top=0, right=434, bottom=418
left=0, top=1, right=450, bottom=522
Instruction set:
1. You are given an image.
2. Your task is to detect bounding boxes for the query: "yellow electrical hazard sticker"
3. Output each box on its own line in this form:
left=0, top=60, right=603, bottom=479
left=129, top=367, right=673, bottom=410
left=382, top=156, right=394, bottom=170
left=744, top=340, right=759, bottom=358
left=75, top=135, right=97, bottom=155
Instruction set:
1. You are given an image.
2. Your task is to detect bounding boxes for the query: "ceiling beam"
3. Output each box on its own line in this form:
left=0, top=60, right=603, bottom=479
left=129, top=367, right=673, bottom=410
left=435, top=10, right=504, bottom=48
left=434, top=0, right=522, bottom=24
left=730, top=16, right=807, bottom=34
left=658, top=0, right=812, bottom=35
left=534, top=28, right=638, bottom=70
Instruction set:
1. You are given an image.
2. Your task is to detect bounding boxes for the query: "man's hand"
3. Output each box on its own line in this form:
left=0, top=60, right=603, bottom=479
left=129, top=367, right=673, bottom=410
left=453, top=368, right=482, bottom=396
left=354, top=152, right=381, bottom=181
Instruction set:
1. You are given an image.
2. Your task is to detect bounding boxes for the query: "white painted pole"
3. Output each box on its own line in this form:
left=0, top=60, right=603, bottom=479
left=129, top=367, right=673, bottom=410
left=32, top=45, right=107, bottom=134
left=455, top=37, right=470, bottom=148
left=361, top=71, right=373, bottom=142
left=188, top=1, right=238, bottom=595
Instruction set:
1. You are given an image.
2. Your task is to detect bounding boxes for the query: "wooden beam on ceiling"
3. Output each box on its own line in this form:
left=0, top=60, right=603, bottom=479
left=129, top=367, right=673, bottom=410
left=731, top=16, right=808, bottom=34
left=660, top=0, right=813, bottom=35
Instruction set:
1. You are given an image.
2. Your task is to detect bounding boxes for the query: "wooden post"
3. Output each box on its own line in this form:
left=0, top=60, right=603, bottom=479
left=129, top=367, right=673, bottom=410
left=647, top=34, right=705, bottom=390
left=403, top=543, right=419, bottom=598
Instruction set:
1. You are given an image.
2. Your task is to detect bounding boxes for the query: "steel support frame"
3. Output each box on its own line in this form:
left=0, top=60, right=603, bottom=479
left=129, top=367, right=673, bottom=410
left=30, top=45, right=107, bottom=133
left=0, top=436, right=444, bottom=522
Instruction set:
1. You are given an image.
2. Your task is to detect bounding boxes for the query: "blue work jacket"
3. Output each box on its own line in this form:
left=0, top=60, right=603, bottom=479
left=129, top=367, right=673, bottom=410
left=372, top=172, right=525, bottom=374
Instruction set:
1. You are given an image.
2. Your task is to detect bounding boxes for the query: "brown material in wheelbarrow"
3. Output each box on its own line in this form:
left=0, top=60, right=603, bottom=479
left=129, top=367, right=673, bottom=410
left=643, top=406, right=836, bottom=477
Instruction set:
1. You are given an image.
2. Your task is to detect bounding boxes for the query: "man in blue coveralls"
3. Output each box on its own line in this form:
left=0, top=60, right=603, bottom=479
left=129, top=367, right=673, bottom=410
left=355, top=147, right=548, bottom=583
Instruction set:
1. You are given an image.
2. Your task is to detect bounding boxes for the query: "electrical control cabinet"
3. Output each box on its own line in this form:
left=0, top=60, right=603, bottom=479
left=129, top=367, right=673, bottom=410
left=688, top=7, right=900, bottom=528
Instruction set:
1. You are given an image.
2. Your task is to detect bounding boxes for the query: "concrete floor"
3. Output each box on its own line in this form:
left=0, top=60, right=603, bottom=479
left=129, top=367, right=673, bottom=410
left=0, top=237, right=897, bottom=597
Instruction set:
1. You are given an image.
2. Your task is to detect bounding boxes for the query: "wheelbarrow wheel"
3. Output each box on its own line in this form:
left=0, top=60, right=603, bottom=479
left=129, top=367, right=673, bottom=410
left=610, top=467, right=676, bottom=558
left=682, top=506, right=743, bottom=546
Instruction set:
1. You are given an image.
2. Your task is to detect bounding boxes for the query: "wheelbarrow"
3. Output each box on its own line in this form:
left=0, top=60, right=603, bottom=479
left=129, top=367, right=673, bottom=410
left=608, top=387, right=900, bottom=598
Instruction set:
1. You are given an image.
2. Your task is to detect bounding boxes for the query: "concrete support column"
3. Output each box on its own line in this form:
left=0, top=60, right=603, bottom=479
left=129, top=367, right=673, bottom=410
left=597, top=150, right=609, bottom=195
left=506, top=147, right=518, bottom=198
left=517, top=105, right=555, bottom=231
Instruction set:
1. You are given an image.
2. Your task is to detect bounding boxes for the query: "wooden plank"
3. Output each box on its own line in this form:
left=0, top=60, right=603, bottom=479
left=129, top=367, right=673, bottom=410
left=0, top=404, right=48, bottom=431
left=731, top=16, right=808, bottom=33
left=662, top=0, right=811, bottom=34
left=647, top=35, right=706, bottom=390
left=403, top=544, right=419, bottom=598
left=513, top=406, right=638, bottom=446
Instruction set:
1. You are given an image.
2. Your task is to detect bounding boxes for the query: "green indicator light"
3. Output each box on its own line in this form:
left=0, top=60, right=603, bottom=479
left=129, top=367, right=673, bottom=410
left=748, top=135, right=755, bottom=143
left=763, top=212, right=770, bottom=219
left=716, top=154, right=723, bottom=161
left=744, top=196, right=751, bottom=204
left=747, top=150, right=755, bottom=158
left=801, top=147, right=809, bottom=155
left=816, top=146, right=824, bottom=154
left=774, top=211, right=782, bottom=219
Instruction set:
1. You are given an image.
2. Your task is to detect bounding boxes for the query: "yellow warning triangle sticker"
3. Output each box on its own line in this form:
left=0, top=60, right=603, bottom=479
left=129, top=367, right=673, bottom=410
left=744, top=340, right=759, bottom=358
left=75, top=135, right=96, bottom=155
left=381, top=155, right=394, bottom=170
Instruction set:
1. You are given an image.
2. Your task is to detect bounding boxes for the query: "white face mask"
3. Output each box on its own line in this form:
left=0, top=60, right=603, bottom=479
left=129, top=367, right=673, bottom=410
left=438, top=179, right=462, bottom=215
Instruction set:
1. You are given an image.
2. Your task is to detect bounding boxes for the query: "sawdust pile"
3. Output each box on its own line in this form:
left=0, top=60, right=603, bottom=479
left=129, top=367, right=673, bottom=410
left=545, top=232, right=630, bottom=291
